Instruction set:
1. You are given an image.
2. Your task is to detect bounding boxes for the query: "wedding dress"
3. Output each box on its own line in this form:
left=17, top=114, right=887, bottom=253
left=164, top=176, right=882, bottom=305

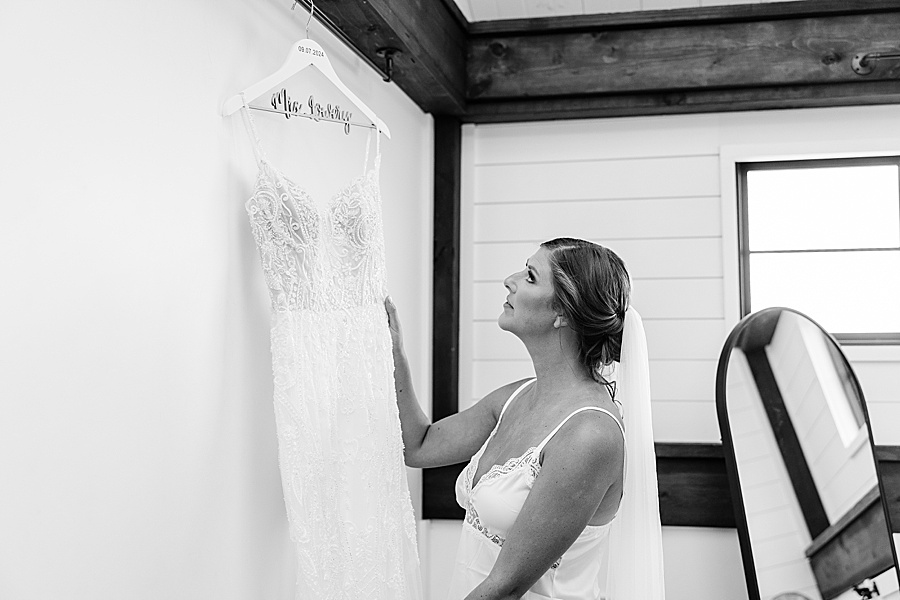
left=240, top=103, right=422, bottom=600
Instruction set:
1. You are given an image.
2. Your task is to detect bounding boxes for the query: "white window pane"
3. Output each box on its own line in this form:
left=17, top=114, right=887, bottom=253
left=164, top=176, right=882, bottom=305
left=749, top=251, right=900, bottom=334
left=747, top=166, right=900, bottom=251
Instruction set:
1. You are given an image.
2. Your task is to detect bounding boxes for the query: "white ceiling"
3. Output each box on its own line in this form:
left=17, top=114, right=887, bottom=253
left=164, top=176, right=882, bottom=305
left=453, top=0, right=804, bottom=22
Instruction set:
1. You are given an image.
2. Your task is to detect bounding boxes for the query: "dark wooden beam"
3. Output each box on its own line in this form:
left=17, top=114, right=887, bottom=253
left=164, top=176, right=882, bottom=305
left=744, top=348, right=831, bottom=538
left=293, top=0, right=467, bottom=115
left=468, top=12, right=900, bottom=99
left=423, top=462, right=467, bottom=520
left=464, top=80, right=900, bottom=123
left=655, top=442, right=735, bottom=528
left=433, top=116, right=462, bottom=423
left=877, top=445, right=900, bottom=533
left=806, top=488, right=896, bottom=600
left=466, top=3, right=900, bottom=122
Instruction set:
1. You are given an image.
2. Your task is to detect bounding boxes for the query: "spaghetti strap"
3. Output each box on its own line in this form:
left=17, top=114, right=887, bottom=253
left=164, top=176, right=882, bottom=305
left=535, top=406, right=626, bottom=457
left=238, top=93, right=266, bottom=166
left=498, top=379, right=535, bottom=422
left=362, top=129, right=373, bottom=176
left=376, top=126, right=381, bottom=162
left=373, top=127, right=382, bottom=182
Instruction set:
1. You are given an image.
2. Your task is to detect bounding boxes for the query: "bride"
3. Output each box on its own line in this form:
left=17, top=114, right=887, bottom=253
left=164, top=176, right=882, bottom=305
left=386, top=237, right=665, bottom=600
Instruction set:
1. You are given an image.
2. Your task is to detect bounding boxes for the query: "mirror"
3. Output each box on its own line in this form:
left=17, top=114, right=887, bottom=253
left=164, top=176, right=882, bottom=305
left=716, top=307, right=899, bottom=600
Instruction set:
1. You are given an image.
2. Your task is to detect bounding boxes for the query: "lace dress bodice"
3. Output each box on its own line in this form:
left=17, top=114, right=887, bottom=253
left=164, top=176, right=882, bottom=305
left=245, top=143, right=386, bottom=313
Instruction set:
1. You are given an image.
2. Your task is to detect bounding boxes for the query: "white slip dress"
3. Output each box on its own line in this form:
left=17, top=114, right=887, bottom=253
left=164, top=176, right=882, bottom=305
left=448, top=379, right=626, bottom=600
left=240, top=103, right=422, bottom=600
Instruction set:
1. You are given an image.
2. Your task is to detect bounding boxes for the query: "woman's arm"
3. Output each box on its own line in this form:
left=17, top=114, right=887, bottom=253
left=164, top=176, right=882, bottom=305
left=386, top=296, right=526, bottom=468
left=463, top=412, right=625, bottom=600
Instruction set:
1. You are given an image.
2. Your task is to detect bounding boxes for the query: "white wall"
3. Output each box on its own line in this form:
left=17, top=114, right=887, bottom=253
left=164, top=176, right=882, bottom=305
left=438, top=104, right=900, bottom=600
left=0, top=2, right=432, bottom=599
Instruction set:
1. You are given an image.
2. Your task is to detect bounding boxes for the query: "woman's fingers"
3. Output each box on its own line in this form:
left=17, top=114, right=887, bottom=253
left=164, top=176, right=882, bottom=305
left=384, top=296, right=401, bottom=336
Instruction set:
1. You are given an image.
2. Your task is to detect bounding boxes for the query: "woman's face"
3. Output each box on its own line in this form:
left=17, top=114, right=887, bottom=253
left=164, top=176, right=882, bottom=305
left=499, top=247, right=559, bottom=337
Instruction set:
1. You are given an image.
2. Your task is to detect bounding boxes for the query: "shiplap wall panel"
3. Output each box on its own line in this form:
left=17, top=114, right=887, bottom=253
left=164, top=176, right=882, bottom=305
left=473, top=197, right=721, bottom=242
left=470, top=358, right=715, bottom=402
left=632, top=279, right=725, bottom=319
left=733, top=428, right=776, bottom=462
left=471, top=117, right=721, bottom=164
left=856, top=351, right=900, bottom=444
left=472, top=322, right=531, bottom=360
left=643, top=320, right=726, bottom=360
left=649, top=360, right=717, bottom=401
left=472, top=237, right=723, bottom=281
left=867, top=402, right=900, bottom=445
left=651, top=401, right=723, bottom=442
left=472, top=282, right=506, bottom=320
left=754, top=533, right=815, bottom=571
left=472, top=360, right=534, bottom=400
left=822, top=452, right=878, bottom=520
left=475, top=155, right=719, bottom=203
left=853, top=362, right=900, bottom=400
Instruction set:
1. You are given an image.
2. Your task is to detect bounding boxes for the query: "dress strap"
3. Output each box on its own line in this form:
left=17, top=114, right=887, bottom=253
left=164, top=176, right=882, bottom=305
left=498, top=378, right=536, bottom=422
left=376, top=126, right=382, bottom=161
left=535, top=407, right=626, bottom=458
left=238, top=93, right=267, bottom=166
left=362, top=128, right=373, bottom=176
left=362, top=128, right=383, bottom=176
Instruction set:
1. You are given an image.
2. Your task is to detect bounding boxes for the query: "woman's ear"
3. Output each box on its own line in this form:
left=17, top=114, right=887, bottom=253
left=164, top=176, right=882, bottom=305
left=554, top=315, right=567, bottom=329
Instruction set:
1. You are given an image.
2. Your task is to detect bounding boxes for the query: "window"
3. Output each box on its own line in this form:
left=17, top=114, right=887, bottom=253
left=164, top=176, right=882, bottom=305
left=738, top=157, right=900, bottom=343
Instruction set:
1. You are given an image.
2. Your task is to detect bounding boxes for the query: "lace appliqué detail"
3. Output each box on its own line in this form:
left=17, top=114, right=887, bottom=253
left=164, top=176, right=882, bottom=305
left=464, top=502, right=562, bottom=570
left=465, top=503, right=504, bottom=547
left=464, top=447, right=561, bottom=570
left=246, top=160, right=386, bottom=313
left=469, top=447, right=540, bottom=490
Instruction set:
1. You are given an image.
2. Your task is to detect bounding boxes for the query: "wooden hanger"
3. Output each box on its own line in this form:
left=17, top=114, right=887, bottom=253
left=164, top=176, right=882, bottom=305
left=222, top=1, right=391, bottom=138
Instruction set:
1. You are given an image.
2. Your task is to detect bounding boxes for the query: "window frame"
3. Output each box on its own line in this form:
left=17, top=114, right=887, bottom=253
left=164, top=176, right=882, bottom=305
left=736, top=155, right=900, bottom=345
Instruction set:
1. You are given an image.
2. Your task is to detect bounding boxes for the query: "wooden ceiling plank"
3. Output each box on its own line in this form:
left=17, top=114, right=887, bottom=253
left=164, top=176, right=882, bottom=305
left=468, top=12, right=900, bottom=100
left=468, top=0, right=900, bottom=36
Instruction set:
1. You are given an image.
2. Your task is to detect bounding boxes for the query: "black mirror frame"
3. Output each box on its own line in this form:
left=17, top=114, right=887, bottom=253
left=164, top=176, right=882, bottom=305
left=715, top=306, right=900, bottom=600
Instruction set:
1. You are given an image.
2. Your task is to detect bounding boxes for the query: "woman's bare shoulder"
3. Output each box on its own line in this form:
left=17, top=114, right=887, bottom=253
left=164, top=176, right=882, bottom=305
left=479, top=377, right=536, bottom=420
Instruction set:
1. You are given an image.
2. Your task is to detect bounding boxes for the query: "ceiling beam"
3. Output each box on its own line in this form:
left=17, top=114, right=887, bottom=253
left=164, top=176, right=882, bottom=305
left=466, top=2, right=900, bottom=122
left=294, top=0, right=467, bottom=115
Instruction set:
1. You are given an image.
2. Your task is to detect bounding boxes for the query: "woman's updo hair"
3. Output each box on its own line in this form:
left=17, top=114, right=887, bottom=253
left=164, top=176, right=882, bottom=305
left=540, top=238, right=631, bottom=382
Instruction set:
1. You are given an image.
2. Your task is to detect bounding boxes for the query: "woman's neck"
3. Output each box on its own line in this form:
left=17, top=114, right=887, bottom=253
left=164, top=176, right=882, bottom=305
left=523, top=329, right=595, bottom=392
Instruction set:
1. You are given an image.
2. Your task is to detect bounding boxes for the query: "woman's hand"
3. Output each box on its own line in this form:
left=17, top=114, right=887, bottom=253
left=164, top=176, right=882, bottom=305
left=384, top=295, right=404, bottom=355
